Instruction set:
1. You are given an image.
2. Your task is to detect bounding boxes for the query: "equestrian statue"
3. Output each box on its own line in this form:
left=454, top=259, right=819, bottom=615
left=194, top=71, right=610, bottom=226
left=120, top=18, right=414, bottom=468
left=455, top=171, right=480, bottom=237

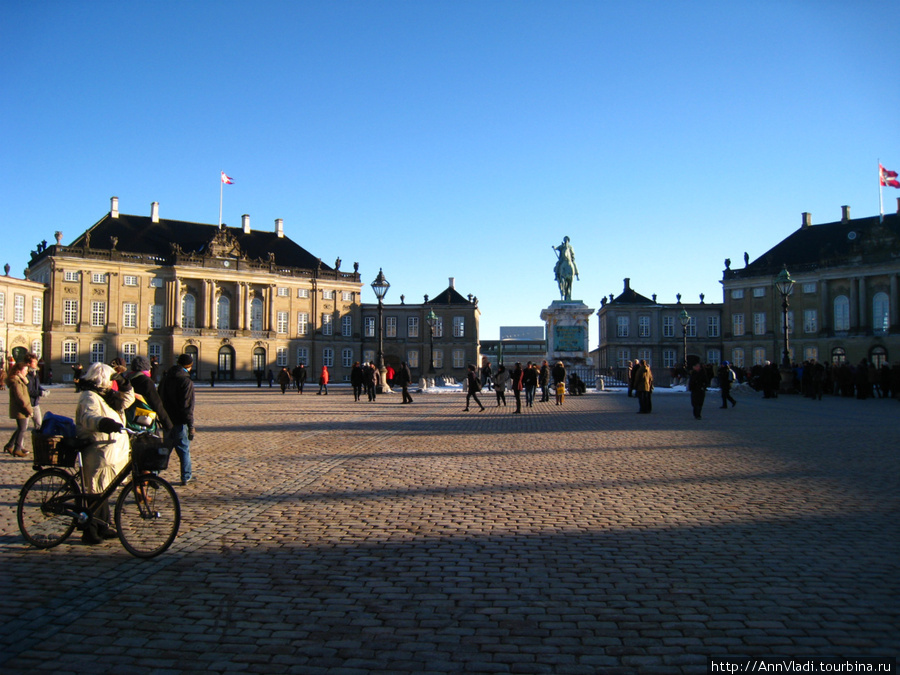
left=552, top=236, right=580, bottom=301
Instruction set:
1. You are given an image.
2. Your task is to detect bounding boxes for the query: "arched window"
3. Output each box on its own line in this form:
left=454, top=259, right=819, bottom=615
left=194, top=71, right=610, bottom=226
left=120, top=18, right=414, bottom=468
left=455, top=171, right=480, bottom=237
left=873, top=292, right=889, bottom=334
left=182, top=294, right=196, bottom=328
left=217, top=296, right=230, bottom=330
left=833, top=295, right=850, bottom=331
left=831, top=346, right=846, bottom=365
left=870, top=345, right=888, bottom=368
left=218, top=345, right=235, bottom=379
left=250, top=297, right=263, bottom=332
left=253, top=347, right=266, bottom=372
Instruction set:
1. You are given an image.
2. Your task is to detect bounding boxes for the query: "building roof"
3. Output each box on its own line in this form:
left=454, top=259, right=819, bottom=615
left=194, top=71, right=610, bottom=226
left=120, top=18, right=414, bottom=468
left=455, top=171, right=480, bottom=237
left=426, top=285, right=472, bottom=305
left=67, top=212, right=330, bottom=271
left=609, top=278, right=655, bottom=305
left=725, top=210, right=900, bottom=280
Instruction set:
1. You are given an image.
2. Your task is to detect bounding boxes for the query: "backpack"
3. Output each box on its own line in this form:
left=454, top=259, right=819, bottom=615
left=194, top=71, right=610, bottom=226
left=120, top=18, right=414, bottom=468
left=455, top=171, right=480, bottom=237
left=727, top=368, right=736, bottom=383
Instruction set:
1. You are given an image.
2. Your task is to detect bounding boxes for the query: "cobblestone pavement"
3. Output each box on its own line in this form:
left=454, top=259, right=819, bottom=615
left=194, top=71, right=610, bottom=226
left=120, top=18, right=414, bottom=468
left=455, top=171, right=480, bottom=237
left=0, top=385, right=897, bottom=674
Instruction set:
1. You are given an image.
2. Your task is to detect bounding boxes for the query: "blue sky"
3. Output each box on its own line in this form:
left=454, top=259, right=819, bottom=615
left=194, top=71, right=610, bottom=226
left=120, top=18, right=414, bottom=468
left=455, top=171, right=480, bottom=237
left=2, top=1, right=897, bottom=346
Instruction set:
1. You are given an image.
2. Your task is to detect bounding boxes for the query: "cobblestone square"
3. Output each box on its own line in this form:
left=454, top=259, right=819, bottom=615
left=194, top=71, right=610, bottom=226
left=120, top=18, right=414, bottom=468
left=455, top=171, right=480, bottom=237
left=1, top=386, right=897, bottom=673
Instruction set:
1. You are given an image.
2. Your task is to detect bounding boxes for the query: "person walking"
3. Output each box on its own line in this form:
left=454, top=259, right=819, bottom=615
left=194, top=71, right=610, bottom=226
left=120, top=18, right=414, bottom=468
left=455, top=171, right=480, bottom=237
left=523, top=362, right=538, bottom=408
left=494, top=364, right=509, bottom=407
left=511, top=362, right=524, bottom=414
left=634, top=359, right=653, bottom=413
left=539, top=360, right=550, bottom=402
left=159, top=354, right=197, bottom=486
left=396, top=361, right=414, bottom=404
left=717, top=361, right=737, bottom=409
left=277, top=366, right=292, bottom=394
left=350, top=362, right=364, bottom=401
left=318, top=365, right=329, bottom=395
left=464, top=364, right=485, bottom=412
left=5, top=361, right=33, bottom=457
left=292, top=364, right=305, bottom=393
left=481, top=357, right=493, bottom=392
left=688, top=362, right=708, bottom=420
left=26, top=353, right=46, bottom=430
left=363, top=362, right=377, bottom=401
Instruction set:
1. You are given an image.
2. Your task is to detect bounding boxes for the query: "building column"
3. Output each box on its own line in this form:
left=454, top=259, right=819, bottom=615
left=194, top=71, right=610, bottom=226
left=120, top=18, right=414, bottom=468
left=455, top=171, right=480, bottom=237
left=819, top=280, right=829, bottom=334
left=890, top=274, right=899, bottom=332
left=267, top=285, right=276, bottom=332
left=858, top=277, right=867, bottom=332
left=850, top=278, right=859, bottom=332
left=236, top=282, right=245, bottom=331
left=174, top=278, right=182, bottom=328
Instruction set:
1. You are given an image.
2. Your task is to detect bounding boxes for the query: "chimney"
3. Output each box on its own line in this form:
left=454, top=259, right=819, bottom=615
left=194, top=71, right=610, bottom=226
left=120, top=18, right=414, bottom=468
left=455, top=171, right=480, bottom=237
left=841, top=205, right=850, bottom=223
left=801, top=212, right=811, bottom=229
left=652, top=293, right=657, bottom=303
left=242, top=214, right=251, bottom=234
left=624, top=277, right=631, bottom=291
left=275, top=218, right=284, bottom=238
left=449, top=277, right=455, bottom=289
left=150, top=202, right=159, bottom=223
left=110, top=196, right=119, bottom=218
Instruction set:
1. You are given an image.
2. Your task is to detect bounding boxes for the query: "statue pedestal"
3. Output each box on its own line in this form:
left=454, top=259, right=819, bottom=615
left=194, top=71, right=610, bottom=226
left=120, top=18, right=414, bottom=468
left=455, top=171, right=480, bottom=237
left=540, top=300, right=594, bottom=367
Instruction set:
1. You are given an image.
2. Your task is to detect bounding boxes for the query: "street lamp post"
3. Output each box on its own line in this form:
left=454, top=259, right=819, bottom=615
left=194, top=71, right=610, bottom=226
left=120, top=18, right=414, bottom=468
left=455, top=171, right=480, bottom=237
left=371, top=268, right=390, bottom=393
left=425, top=308, right=437, bottom=374
left=678, top=308, right=691, bottom=371
left=774, top=266, right=795, bottom=369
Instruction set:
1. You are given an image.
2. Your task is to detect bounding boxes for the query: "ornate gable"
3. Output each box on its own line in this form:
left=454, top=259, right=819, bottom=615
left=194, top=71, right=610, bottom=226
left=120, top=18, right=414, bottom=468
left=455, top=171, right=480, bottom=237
left=205, top=226, right=245, bottom=259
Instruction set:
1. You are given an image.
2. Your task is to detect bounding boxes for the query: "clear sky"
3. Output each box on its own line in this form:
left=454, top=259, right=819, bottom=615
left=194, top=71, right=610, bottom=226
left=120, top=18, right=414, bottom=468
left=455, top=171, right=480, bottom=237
left=2, top=1, right=897, bottom=347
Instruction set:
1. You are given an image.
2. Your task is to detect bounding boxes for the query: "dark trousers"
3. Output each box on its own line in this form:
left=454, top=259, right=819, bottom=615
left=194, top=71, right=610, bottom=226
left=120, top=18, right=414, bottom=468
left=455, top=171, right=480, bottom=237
left=691, top=389, right=706, bottom=419
left=401, top=384, right=413, bottom=403
left=720, top=386, right=736, bottom=407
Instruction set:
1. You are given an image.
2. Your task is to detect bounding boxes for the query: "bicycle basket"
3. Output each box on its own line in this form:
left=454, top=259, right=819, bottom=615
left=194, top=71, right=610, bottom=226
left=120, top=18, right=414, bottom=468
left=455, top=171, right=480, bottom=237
left=130, top=433, right=172, bottom=472
left=31, top=432, right=83, bottom=467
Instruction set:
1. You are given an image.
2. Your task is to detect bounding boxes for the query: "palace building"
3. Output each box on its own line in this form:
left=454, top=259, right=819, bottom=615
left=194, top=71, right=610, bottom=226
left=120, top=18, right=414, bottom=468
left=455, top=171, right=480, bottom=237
left=25, top=197, right=363, bottom=382
left=0, top=267, right=47, bottom=369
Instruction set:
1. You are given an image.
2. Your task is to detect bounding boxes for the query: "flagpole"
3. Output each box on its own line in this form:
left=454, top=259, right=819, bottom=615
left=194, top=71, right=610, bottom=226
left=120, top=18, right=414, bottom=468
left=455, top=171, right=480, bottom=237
left=219, top=171, right=224, bottom=227
left=879, top=159, right=884, bottom=223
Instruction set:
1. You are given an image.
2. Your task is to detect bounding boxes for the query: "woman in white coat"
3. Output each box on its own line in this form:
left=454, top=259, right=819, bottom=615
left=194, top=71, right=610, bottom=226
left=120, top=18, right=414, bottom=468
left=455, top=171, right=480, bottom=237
left=75, top=363, right=135, bottom=543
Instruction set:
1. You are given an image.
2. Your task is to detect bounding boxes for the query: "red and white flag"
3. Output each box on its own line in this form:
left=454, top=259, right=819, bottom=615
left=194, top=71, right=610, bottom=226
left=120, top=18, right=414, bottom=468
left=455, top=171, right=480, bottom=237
left=880, top=164, right=900, bottom=188
left=221, top=171, right=234, bottom=185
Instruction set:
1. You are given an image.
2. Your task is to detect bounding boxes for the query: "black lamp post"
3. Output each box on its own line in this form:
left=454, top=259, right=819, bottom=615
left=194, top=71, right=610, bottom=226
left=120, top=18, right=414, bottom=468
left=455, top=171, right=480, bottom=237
left=371, top=268, right=390, bottom=392
left=678, top=308, right=691, bottom=371
left=425, top=308, right=437, bottom=374
left=774, top=266, right=795, bottom=368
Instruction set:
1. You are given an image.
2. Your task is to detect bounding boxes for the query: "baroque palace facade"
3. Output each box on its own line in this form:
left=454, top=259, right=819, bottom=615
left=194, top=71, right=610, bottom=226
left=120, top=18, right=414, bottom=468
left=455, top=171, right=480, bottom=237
left=720, top=204, right=900, bottom=369
left=25, top=197, right=480, bottom=383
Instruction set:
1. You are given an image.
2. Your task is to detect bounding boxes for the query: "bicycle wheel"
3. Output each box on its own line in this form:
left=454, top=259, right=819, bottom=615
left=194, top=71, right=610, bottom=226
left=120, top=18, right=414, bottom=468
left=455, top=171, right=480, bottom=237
left=17, top=468, right=80, bottom=548
left=115, top=474, right=180, bottom=558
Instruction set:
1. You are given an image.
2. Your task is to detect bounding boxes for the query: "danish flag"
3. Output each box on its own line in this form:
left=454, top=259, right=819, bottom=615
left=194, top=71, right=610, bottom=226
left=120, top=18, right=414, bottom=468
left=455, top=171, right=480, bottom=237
left=880, top=164, right=899, bottom=189
left=221, top=172, right=234, bottom=185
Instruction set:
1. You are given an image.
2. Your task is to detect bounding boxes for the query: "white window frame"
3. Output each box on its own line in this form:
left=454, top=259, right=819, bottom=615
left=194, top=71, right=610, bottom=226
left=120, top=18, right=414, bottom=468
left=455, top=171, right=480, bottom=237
left=385, top=316, right=397, bottom=338
left=707, top=315, right=720, bottom=338
left=752, top=287, right=766, bottom=298
left=433, top=316, right=444, bottom=338
left=63, top=299, right=78, bottom=326
left=123, top=302, right=138, bottom=329
left=433, top=349, right=444, bottom=369
left=686, top=317, right=696, bottom=338
left=408, top=316, right=420, bottom=338
left=342, top=348, right=353, bottom=368
left=407, top=349, right=419, bottom=369
left=123, top=343, right=137, bottom=362
left=124, top=275, right=138, bottom=287
left=297, top=312, right=309, bottom=336
left=298, top=288, right=310, bottom=298
left=92, top=272, right=108, bottom=284
left=752, top=347, right=766, bottom=366
left=706, top=349, right=721, bottom=365
left=63, top=340, right=78, bottom=364
left=342, top=291, right=353, bottom=302
left=322, top=348, right=334, bottom=367
left=638, top=316, right=650, bottom=338
left=637, top=348, right=651, bottom=365
left=322, top=289, right=334, bottom=300
left=276, top=347, right=288, bottom=366
left=662, top=348, right=676, bottom=369
left=277, top=311, right=289, bottom=334
left=364, top=316, right=376, bottom=338
left=731, top=348, right=745, bottom=369
left=452, top=316, right=465, bottom=338
left=873, top=292, right=889, bottom=334
left=452, top=348, right=465, bottom=369
left=32, top=297, right=42, bottom=325
left=296, top=347, right=309, bottom=366
left=753, top=312, right=766, bottom=336
left=150, top=304, right=163, bottom=330
left=803, top=309, right=817, bottom=334
left=277, top=287, right=289, bottom=297
left=732, top=313, right=745, bottom=336
left=802, top=282, right=816, bottom=294
left=662, top=316, right=674, bottom=338
left=321, top=313, right=333, bottom=336
left=731, top=289, right=744, bottom=300
left=64, top=271, right=80, bottom=282
left=833, top=295, right=850, bottom=331
left=14, top=294, right=25, bottom=323
left=616, top=348, right=631, bottom=368
left=91, top=301, right=106, bottom=327
left=616, top=316, right=629, bottom=338
left=149, top=278, right=163, bottom=288
left=182, top=294, right=196, bottom=328
left=0, top=292, right=4, bottom=321
left=90, top=342, right=105, bottom=364
left=217, top=296, right=230, bottom=330
left=341, top=315, right=352, bottom=337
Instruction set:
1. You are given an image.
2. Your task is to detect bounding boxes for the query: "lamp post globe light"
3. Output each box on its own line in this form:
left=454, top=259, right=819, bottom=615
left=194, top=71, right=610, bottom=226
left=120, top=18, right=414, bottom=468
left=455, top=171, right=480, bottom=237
left=425, top=308, right=437, bottom=374
left=371, top=268, right=390, bottom=392
left=678, top=308, right=691, bottom=371
left=774, top=265, right=795, bottom=369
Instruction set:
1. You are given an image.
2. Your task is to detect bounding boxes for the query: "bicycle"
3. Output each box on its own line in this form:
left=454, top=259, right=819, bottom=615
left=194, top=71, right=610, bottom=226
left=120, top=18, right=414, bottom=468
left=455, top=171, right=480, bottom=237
left=17, top=429, right=181, bottom=559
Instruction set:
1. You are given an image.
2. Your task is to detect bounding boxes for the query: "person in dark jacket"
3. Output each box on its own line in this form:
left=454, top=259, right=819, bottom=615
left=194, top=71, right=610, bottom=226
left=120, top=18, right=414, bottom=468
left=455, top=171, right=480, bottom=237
left=159, top=354, right=196, bottom=486
left=539, top=360, right=550, bottom=402
left=26, top=353, right=45, bottom=430
left=277, top=366, right=292, bottom=394
left=292, top=364, right=307, bottom=394
left=510, top=362, right=524, bottom=414
left=127, top=355, right=173, bottom=434
left=464, top=364, right=485, bottom=412
left=396, top=362, right=414, bottom=404
left=350, top=362, right=364, bottom=401
left=688, top=362, right=708, bottom=420
left=717, top=361, right=737, bottom=409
